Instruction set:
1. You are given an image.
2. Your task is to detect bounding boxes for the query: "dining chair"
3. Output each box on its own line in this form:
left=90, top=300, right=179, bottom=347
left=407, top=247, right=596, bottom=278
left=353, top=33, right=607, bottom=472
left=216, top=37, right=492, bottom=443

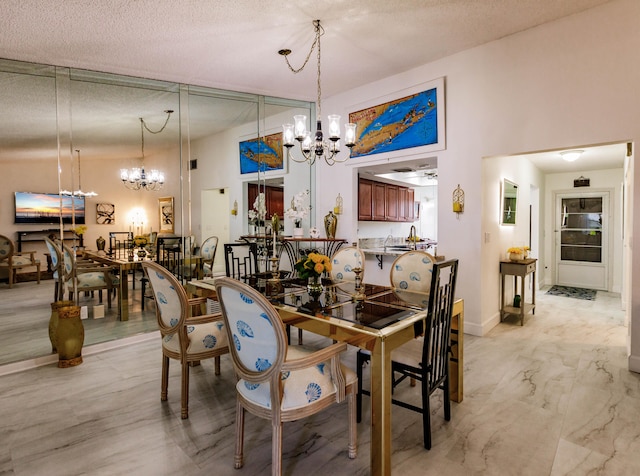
left=224, top=242, right=258, bottom=285
left=214, top=276, right=357, bottom=475
left=200, top=235, right=218, bottom=277
left=62, top=243, right=116, bottom=308
left=44, top=236, right=67, bottom=302
left=141, top=261, right=229, bottom=419
left=357, top=259, right=459, bottom=449
left=0, top=234, right=41, bottom=288
left=389, top=250, right=436, bottom=291
left=330, top=246, right=365, bottom=282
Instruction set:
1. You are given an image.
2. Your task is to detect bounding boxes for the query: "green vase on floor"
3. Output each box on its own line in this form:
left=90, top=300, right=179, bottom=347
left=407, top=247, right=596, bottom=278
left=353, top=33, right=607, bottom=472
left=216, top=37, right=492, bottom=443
left=56, top=304, right=84, bottom=368
left=49, top=300, right=74, bottom=354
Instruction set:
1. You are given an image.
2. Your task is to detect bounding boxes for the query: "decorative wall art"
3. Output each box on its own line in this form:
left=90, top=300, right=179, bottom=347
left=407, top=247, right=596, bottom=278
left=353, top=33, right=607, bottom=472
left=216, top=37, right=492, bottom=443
left=348, top=77, right=445, bottom=160
left=158, top=196, right=174, bottom=233
left=239, top=131, right=285, bottom=176
left=96, top=203, right=115, bottom=224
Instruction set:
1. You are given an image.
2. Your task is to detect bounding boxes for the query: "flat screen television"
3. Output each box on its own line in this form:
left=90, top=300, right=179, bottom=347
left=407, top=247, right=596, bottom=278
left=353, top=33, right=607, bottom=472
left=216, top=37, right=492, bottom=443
left=14, top=192, right=85, bottom=225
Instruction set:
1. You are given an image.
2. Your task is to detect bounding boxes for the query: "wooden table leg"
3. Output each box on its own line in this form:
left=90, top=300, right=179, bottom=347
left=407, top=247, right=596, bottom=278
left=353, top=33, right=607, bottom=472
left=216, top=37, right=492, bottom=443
left=119, top=266, right=129, bottom=321
left=369, top=338, right=392, bottom=476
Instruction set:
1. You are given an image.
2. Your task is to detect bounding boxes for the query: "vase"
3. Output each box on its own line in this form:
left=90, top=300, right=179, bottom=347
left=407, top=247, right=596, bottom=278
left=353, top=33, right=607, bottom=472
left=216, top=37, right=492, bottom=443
left=56, top=304, right=84, bottom=368
left=307, top=276, right=324, bottom=301
left=137, top=248, right=147, bottom=259
left=49, top=300, right=74, bottom=354
left=324, top=210, right=337, bottom=239
left=96, top=235, right=106, bottom=251
left=248, top=224, right=256, bottom=236
left=293, top=227, right=304, bottom=238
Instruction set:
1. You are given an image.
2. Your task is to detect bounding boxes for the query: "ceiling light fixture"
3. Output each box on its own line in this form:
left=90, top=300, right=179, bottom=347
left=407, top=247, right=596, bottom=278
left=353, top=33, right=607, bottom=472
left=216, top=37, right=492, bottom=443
left=280, top=20, right=356, bottom=166
left=61, top=149, right=98, bottom=197
left=560, top=150, right=583, bottom=162
left=121, top=110, right=173, bottom=191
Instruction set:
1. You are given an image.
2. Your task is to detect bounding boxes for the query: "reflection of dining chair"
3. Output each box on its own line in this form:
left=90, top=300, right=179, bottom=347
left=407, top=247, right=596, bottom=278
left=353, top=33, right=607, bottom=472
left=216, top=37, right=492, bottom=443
left=142, top=261, right=229, bottom=419
left=200, top=236, right=218, bottom=277
left=357, top=259, right=459, bottom=450
left=0, top=234, right=41, bottom=288
left=389, top=250, right=436, bottom=292
left=214, top=277, right=357, bottom=474
left=330, top=246, right=365, bottom=282
left=44, top=236, right=66, bottom=301
left=224, top=242, right=258, bottom=285
left=62, top=244, right=116, bottom=308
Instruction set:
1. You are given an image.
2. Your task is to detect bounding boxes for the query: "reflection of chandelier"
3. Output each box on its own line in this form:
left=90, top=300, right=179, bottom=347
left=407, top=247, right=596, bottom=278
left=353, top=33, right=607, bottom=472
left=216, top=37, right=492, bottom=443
left=61, top=149, right=98, bottom=197
left=280, top=20, right=356, bottom=166
left=121, top=110, right=173, bottom=191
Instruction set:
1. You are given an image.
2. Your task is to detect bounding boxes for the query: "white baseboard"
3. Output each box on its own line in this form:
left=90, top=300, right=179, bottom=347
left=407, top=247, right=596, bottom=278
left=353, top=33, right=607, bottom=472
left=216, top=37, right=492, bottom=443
left=628, top=354, right=640, bottom=374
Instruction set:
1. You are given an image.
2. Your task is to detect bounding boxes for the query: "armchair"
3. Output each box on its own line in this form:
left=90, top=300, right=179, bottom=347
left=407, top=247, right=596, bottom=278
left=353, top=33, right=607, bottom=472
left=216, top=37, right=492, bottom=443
left=0, top=234, right=41, bottom=288
left=141, top=261, right=229, bottom=419
left=215, top=277, right=357, bottom=474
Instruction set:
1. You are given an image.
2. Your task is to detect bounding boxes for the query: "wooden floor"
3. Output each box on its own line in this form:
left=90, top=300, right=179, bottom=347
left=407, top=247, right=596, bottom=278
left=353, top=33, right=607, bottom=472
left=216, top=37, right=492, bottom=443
left=0, top=274, right=158, bottom=366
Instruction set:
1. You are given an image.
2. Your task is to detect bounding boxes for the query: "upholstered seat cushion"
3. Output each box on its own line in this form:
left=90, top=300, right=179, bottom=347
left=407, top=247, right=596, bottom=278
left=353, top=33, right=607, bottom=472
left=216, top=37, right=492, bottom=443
left=76, top=272, right=108, bottom=288
left=0, top=255, right=39, bottom=267
left=162, top=321, right=228, bottom=355
left=237, top=345, right=357, bottom=410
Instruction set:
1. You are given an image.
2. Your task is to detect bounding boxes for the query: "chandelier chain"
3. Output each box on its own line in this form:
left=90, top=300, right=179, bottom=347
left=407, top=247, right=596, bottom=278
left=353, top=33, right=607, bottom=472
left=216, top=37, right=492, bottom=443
left=140, top=110, right=173, bottom=162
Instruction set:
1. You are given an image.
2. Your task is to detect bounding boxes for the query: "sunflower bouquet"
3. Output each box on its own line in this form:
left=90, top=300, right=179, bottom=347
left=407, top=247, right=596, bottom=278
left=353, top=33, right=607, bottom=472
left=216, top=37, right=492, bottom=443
left=294, top=252, right=332, bottom=280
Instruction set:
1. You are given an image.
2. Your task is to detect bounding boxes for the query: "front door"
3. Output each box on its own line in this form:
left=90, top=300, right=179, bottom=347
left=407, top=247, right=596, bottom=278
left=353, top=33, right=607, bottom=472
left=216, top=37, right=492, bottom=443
left=555, top=192, right=609, bottom=290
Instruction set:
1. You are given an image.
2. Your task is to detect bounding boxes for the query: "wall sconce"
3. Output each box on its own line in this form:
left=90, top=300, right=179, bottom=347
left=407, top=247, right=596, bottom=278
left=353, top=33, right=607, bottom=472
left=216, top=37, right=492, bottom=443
left=453, top=184, right=464, bottom=216
left=333, top=193, right=343, bottom=215
left=231, top=200, right=238, bottom=216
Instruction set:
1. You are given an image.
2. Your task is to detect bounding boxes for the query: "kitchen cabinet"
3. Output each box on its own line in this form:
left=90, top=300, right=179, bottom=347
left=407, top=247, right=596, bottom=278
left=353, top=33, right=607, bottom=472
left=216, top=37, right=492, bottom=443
left=358, top=176, right=416, bottom=222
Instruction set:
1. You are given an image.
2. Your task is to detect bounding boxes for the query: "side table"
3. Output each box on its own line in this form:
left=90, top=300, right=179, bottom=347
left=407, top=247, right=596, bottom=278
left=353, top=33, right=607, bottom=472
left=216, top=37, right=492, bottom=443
left=500, top=258, right=536, bottom=326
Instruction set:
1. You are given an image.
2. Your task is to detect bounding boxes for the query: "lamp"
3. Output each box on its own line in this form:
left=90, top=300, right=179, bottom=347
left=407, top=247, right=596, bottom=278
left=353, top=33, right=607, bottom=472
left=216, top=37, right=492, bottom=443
left=560, top=150, right=583, bottom=162
left=61, top=149, right=98, bottom=197
left=121, top=110, right=173, bottom=191
left=280, top=20, right=356, bottom=166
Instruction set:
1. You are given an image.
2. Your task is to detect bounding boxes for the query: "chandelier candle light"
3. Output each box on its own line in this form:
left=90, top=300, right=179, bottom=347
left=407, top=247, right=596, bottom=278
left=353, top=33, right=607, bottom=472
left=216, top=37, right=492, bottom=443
left=121, top=110, right=173, bottom=191
left=280, top=20, right=357, bottom=166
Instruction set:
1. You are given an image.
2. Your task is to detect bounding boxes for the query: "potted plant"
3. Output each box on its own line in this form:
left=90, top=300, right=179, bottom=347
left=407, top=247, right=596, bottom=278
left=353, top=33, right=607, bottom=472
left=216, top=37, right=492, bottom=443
left=285, top=190, right=309, bottom=237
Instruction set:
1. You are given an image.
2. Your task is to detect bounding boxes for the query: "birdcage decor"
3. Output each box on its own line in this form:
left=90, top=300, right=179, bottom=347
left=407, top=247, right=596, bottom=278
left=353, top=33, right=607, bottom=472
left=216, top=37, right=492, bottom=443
left=453, top=184, right=464, bottom=215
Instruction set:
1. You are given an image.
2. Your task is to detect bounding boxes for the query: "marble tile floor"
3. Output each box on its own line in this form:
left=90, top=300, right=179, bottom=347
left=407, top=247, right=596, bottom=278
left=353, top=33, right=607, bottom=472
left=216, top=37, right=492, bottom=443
left=0, top=278, right=158, bottom=366
left=1, top=287, right=639, bottom=475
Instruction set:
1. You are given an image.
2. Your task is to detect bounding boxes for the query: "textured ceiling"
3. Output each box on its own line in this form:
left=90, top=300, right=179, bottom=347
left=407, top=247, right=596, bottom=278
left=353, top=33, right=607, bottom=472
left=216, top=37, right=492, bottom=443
left=0, top=0, right=623, bottom=174
left=0, top=0, right=614, bottom=100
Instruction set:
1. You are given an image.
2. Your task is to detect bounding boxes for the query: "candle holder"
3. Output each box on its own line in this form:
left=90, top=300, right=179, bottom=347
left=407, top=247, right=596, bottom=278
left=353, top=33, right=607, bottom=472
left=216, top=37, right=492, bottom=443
left=352, top=267, right=366, bottom=301
left=266, top=257, right=282, bottom=296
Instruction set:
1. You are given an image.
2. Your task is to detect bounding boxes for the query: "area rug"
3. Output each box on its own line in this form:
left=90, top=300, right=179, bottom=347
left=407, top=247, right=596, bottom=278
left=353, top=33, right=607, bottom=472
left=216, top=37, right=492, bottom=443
left=546, top=285, right=597, bottom=300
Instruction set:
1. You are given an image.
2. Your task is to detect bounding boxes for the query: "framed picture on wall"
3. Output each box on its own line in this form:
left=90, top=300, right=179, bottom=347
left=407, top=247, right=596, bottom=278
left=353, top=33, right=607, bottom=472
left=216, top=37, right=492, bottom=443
left=96, top=203, right=115, bottom=224
left=159, top=196, right=174, bottom=234
left=238, top=130, right=287, bottom=177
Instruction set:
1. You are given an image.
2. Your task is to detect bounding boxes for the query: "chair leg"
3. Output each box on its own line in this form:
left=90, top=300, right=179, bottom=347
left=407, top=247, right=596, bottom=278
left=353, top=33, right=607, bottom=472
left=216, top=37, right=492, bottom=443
left=298, top=327, right=303, bottom=345
left=234, top=400, right=245, bottom=469
left=272, top=420, right=283, bottom=476
left=347, top=391, right=357, bottom=459
left=422, top=377, right=431, bottom=450
left=36, top=263, right=41, bottom=284
left=443, top=374, right=451, bottom=421
left=181, top=359, right=190, bottom=419
left=214, top=355, right=221, bottom=376
left=8, top=269, right=14, bottom=288
left=161, top=355, right=169, bottom=402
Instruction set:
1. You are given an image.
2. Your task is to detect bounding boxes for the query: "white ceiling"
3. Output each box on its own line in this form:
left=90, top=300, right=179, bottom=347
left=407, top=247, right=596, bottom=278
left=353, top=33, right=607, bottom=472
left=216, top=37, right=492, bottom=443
left=0, top=0, right=624, bottom=176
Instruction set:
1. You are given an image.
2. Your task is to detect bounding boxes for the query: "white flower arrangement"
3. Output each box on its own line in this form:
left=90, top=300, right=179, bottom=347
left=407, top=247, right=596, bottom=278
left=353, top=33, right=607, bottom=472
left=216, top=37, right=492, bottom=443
left=285, top=190, right=309, bottom=227
left=248, top=192, right=266, bottom=224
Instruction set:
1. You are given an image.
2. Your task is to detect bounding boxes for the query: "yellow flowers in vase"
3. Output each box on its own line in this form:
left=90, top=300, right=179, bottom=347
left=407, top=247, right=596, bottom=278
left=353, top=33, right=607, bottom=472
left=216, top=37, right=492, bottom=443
left=507, top=246, right=530, bottom=261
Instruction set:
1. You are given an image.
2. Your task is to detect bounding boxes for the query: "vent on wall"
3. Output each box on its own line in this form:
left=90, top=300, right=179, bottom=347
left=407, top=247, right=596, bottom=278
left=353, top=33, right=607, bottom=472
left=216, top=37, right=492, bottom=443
left=190, top=159, right=197, bottom=170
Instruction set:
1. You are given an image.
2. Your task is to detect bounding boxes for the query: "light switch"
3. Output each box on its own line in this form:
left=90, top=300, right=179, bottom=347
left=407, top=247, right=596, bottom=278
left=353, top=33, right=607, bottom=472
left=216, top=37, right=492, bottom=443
left=484, top=232, right=491, bottom=243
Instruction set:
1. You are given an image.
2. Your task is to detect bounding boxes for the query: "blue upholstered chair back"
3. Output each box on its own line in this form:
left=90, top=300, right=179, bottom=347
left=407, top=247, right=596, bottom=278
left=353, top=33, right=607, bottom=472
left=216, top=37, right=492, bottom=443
left=390, top=250, right=436, bottom=292
left=330, top=246, right=365, bottom=282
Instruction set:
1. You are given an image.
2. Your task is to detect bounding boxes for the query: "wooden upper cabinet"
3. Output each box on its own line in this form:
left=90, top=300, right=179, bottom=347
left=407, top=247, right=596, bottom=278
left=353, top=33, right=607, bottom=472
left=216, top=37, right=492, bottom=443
left=358, top=176, right=416, bottom=222
left=373, top=182, right=386, bottom=221
left=358, top=179, right=373, bottom=221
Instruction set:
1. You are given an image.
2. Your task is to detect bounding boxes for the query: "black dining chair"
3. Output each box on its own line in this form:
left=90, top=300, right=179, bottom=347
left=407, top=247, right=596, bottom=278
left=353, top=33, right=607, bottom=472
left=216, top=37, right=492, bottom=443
left=224, top=242, right=259, bottom=285
left=356, top=258, right=459, bottom=450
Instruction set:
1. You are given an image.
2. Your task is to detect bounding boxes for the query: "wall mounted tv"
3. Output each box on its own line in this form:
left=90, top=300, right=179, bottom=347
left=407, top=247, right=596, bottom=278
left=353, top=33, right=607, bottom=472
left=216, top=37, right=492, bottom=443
left=14, top=192, right=85, bottom=225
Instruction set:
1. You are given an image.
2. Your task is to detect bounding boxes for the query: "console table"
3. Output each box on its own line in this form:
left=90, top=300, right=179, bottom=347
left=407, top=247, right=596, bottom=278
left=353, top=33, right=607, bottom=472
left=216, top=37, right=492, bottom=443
left=16, top=229, right=76, bottom=251
left=500, top=258, right=536, bottom=326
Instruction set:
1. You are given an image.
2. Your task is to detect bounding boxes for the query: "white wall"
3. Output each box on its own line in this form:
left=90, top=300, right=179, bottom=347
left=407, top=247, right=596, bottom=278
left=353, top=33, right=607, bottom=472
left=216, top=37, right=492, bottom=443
left=316, top=0, right=640, bottom=370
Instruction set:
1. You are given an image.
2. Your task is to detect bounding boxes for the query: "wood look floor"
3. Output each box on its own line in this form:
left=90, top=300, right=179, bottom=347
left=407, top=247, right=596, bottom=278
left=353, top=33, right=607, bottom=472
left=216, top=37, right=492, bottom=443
left=1, top=283, right=639, bottom=475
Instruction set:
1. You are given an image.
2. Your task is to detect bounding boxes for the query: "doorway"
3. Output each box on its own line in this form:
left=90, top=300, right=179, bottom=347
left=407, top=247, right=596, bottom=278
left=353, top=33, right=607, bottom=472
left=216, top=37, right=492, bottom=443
left=555, top=191, right=609, bottom=290
left=201, top=188, right=230, bottom=275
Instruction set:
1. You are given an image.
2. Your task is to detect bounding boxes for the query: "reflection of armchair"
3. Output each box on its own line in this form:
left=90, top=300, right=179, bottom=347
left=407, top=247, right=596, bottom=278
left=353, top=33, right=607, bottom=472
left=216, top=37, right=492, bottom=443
left=200, top=236, right=218, bottom=277
left=0, top=234, right=41, bottom=288
left=62, top=244, right=116, bottom=308
left=215, top=277, right=357, bottom=473
left=141, top=261, right=229, bottom=419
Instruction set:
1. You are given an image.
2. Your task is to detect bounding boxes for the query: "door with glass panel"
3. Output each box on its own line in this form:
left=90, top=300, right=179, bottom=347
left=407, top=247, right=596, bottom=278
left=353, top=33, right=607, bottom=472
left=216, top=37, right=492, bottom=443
left=555, top=192, right=609, bottom=290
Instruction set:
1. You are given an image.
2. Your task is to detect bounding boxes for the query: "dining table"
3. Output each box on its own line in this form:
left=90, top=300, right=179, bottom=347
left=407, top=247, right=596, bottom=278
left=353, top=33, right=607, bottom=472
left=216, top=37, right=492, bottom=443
left=187, top=277, right=464, bottom=476
left=84, top=250, right=204, bottom=321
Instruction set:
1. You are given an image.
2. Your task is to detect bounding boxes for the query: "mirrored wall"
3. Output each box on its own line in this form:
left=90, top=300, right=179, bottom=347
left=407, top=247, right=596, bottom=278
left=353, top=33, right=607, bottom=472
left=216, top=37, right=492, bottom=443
left=0, top=58, right=313, bottom=366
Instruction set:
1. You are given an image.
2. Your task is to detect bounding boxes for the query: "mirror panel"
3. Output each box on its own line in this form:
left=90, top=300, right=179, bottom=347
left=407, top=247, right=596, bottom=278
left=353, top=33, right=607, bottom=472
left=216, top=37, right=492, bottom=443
left=501, top=178, right=518, bottom=225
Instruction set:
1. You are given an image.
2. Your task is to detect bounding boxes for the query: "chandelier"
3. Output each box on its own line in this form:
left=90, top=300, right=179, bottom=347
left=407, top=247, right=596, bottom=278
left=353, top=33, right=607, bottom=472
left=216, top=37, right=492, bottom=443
left=121, top=110, right=173, bottom=191
left=280, top=20, right=357, bottom=166
left=61, top=149, right=98, bottom=197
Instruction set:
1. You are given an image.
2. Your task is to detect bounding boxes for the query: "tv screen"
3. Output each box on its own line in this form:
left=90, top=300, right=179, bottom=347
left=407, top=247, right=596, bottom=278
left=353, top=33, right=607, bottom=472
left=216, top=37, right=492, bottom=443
left=14, top=192, right=85, bottom=225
